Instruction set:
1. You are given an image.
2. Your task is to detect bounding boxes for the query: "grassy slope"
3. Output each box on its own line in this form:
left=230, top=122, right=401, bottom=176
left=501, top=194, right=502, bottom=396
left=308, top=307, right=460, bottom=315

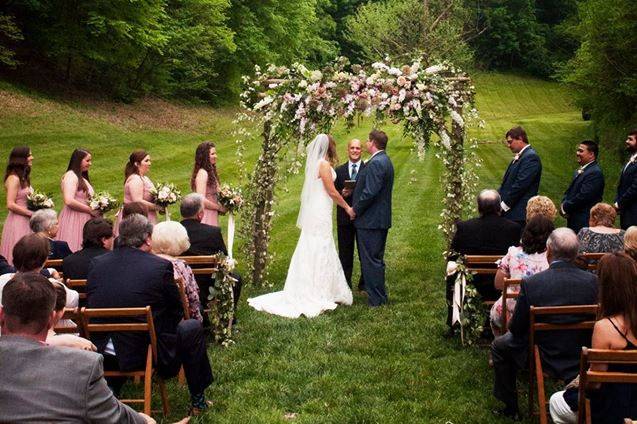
left=0, top=74, right=615, bottom=423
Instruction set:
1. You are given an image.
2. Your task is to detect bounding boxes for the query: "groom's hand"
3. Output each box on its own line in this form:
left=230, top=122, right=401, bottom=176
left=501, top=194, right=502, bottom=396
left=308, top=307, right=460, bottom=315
left=346, top=206, right=356, bottom=220
left=342, top=188, right=352, bottom=198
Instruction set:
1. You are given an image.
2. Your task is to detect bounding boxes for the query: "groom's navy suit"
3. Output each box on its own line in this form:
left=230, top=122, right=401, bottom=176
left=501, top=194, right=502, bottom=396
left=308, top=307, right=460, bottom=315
left=561, top=161, right=604, bottom=233
left=353, top=150, right=394, bottom=306
left=498, top=146, right=542, bottom=224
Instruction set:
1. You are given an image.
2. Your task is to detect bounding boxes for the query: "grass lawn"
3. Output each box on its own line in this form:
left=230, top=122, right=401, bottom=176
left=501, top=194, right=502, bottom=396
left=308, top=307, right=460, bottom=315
left=0, top=72, right=619, bottom=423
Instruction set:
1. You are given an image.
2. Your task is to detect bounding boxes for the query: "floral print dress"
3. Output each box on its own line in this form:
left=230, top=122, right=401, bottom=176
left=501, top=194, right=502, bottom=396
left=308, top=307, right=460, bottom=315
left=490, top=245, right=549, bottom=329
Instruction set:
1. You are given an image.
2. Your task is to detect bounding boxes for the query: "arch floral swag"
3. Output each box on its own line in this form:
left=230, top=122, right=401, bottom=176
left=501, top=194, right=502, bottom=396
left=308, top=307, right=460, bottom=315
left=234, top=56, right=482, bottom=288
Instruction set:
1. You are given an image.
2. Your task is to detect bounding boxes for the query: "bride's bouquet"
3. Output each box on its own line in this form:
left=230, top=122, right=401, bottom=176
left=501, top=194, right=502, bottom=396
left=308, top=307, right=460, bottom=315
left=150, top=182, right=182, bottom=208
left=89, top=191, right=119, bottom=213
left=26, top=190, right=55, bottom=211
left=217, top=184, right=244, bottom=213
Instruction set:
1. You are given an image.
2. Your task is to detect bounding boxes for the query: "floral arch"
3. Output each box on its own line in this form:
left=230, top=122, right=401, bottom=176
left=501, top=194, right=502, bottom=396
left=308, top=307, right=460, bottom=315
left=234, top=57, right=482, bottom=287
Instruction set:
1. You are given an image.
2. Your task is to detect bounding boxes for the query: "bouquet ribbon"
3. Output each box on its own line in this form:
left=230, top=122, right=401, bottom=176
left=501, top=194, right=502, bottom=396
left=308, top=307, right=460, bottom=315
left=446, top=260, right=466, bottom=326
left=227, top=212, right=235, bottom=259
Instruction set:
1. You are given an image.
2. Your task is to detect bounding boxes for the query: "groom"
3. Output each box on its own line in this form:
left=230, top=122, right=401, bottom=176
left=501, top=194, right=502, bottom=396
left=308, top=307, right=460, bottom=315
left=352, top=130, right=394, bottom=306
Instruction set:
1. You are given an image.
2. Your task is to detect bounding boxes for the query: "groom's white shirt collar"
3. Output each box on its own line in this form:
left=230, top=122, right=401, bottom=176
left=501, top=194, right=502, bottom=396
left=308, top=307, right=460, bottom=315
left=370, top=150, right=384, bottom=160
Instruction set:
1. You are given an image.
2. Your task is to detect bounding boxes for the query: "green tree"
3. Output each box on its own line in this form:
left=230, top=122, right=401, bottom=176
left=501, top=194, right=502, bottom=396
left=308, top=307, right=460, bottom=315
left=344, top=0, right=474, bottom=68
left=0, top=14, right=23, bottom=67
left=562, top=0, right=637, bottom=135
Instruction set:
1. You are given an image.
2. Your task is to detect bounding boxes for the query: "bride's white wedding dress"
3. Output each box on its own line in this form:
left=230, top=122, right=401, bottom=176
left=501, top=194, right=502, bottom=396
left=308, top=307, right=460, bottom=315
left=248, top=135, right=353, bottom=318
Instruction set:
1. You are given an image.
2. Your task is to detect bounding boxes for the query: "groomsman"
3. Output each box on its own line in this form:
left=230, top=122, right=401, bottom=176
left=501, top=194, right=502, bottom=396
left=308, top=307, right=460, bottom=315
left=615, top=129, right=637, bottom=229
left=498, top=126, right=542, bottom=226
left=560, top=140, right=604, bottom=233
left=334, top=139, right=365, bottom=289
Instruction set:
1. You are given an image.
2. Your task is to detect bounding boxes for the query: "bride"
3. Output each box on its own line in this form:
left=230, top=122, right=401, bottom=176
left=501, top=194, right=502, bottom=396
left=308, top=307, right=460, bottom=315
left=248, top=134, right=355, bottom=318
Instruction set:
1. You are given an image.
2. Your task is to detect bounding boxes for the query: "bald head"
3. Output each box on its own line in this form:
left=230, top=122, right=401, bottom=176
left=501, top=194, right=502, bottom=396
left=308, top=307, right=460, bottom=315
left=347, top=139, right=362, bottom=162
left=546, top=228, right=579, bottom=262
left=477, top=189, right=501, bottom=216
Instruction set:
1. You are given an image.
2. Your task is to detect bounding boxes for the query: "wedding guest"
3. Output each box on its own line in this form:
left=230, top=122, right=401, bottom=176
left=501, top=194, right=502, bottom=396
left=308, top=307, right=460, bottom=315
left=0, top=272, right=153, bottom=423
left=526, top=195, right=557, bottom=222
left=0, top=146, right=34, bottom=265
left=560, top=140, right=604, bottom=233
left=57, top=148, right=98, bottom=252
left=491, top=228, right=598, bottom=420
left=549, top=253, right=637, bottom=424
left=446, top=189, right=521, bottom=332
left=0, top=255, right=14, bottom=276
left=334, top=138, right=365, bottom=290
left=46, top=281, right=96, bottom=351
left=62, top=218, right=113, bottom=281
left=577, top=203, right=624, bottom=253
left=623, top=226, right=637, bottom=261
left=115, top=150, right=159, bottom=235
left=498, top=126, right=542, bottom=226
left=151, top=221, right=203, bottom=322
left=615, top=129, right=637, bottom=229
left=87, top=214, right=213, bottom=415
left=113, top=201, right=148, bottom=247
left=30, top=208, right=72, bottom=259
left=180, top=193, right=242, bottom=313
left=0, top=234, right=78, bottom=308
left=191, top=141, right=226, bottom=226
left=491, top=216, right=553, bottom=337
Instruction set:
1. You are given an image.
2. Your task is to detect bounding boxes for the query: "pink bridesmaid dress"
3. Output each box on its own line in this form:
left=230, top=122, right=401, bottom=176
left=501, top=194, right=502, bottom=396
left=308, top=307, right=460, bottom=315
left=201, top=178, right=219, bottom=227
left=0, top=185, right=33, bottom=265
left=114, top=175, right=157, bottom=235
left=57, top=175, right=94, bottom=252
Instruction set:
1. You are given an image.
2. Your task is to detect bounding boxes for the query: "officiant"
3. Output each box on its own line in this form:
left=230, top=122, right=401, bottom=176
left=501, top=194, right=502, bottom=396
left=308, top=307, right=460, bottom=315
left=335, top=139, right=365, bottom=290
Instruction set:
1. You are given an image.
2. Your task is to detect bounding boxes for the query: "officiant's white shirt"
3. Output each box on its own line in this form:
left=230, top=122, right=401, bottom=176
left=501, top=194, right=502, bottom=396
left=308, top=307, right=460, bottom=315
left=348, top=160, right=362, bottom=178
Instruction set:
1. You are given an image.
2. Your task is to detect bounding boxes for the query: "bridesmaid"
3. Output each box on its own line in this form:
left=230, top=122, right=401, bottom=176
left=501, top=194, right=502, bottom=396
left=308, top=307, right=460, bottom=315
left=121, top=150, right=159, bottom=226
left=0, top=147, right=34, bottom=265
left=191, top=141, right=226, bottom=226
left=57, top=149, right=98, bottom=252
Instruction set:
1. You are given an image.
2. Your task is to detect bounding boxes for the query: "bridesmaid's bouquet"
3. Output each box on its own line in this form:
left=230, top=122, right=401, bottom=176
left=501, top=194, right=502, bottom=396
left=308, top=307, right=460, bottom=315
left=217, top=184, right=244, bottom=213
left=150, top=182, right=182, bottom=208
left=26, top=190, right=55, bottom=211
left=89, top=191, right=119, bottom=213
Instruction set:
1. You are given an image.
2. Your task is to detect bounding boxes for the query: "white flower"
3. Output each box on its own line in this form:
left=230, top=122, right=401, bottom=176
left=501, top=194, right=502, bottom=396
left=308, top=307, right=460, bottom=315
left=254, top=96, right=274, bottom=110
left=425, top=65, right=444, bottom=74
left=310, top=70, right=322, bottom=81
left=388, top=67, right=402, bottom=76
left=450, top=110, right=464, bottom=127
left=298, top=80, right=308, bottom=89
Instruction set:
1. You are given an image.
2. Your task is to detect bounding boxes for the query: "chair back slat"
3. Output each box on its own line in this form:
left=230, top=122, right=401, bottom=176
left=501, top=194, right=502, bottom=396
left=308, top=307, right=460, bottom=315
left=44, top=259, right=63, bottom=269
left=66, top=279, right=87, bottom=300
left=53, top=307, right=81, bottom=335
left=175, top=278, right=190, bottom=320
left=501, top=278, right=522, bottom=330
left=178, top=255, right=219, bottom=266
left=190, top=267, right=217, bottom=276
left=464, top=255, right=503, bottom=265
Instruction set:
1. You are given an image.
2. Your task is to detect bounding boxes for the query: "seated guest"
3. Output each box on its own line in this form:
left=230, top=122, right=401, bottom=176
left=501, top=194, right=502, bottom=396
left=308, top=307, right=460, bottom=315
left=526, top=195, right=558, bottom=222
left=114, top=201, right=149, bottom=247
left=491, top=215, right=553, bottom=337
left=550, top=252, right=637, bottom=424
left=30, top=208, right=72, bottom=259
left=0, top=255, right=14, bottom=276
left=46, top=281, right=96, bottom=351
left=151, top=221, right=203, bottom=322
left=446, top=189, right=522, bottom=331
left=491, top=228, right=598, bottom=420
left=63, top=218, right=114, bottom=280
left=87, top=214, right=214, bottom=415
left=0, top=272, right=154, bottom=423
left=624, top=226, right=637, bottom=261
left=577, top=203, right=625, bottom=253
left=180, top=193, right=242, bottom=313
left=0, top=234, right=78, bottom=309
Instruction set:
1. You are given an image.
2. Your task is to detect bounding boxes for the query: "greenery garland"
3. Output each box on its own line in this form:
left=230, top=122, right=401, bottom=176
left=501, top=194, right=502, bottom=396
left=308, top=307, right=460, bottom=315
left=207, top=253, right=238, bottom=346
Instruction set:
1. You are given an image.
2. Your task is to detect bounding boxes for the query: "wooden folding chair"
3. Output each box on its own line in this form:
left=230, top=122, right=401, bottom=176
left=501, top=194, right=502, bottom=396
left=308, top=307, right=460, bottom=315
left=80, top=306, right=169, bottom=416
left=500, top=278, right=522, bottom=330
left=44, top=258, right=64, bottom=279
left=464, top=255, right=503, bottom=308
left=174, top=278, right=190, bottom=320
left=577, top=347, right=637, bottom=424
left=581, top=252, right=605, bottom=273
left=53, top=307, right=82, bottom=336
left=529, top=305, right=598, bottom=423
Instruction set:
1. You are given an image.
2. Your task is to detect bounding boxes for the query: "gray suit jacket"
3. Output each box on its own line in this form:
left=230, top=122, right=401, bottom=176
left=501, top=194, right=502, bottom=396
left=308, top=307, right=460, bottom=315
left=352, top=151, right=394, bottom=229
left=0, top=335, right=145, bottom=423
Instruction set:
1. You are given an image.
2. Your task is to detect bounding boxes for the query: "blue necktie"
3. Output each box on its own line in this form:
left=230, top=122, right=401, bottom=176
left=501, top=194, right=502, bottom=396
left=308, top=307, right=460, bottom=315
left=351, top=163, right=358, bottom=180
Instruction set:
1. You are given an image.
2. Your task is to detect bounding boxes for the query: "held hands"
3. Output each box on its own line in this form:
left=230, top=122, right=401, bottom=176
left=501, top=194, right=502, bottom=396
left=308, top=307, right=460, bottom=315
left=342, top=188, right=352, bottom=198
left=346, top=206, right=356, bottom=220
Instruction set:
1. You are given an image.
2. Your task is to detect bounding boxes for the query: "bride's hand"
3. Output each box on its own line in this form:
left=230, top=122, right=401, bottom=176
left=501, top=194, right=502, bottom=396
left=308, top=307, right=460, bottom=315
left=346, top=206, right=356, bottom=220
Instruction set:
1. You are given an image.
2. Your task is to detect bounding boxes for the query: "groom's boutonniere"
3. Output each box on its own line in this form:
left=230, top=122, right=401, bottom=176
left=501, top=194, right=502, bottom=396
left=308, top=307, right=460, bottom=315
left=513, top=153, right=520, bottom=162
left=577, top=167, right=584, bottom=175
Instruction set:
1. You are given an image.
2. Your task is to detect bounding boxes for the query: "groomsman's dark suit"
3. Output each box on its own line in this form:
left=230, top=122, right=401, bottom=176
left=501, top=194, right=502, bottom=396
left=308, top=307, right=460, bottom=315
left=498, top=146, right=542, bottom=224
left=87, top=247, right=213, bottom=396
left=334, top=159, right=365, bottom=289
left=616, top=156, right=637, bottom=229
left=491, top=260, right=598, bottom=413
left=353, top=151, right=394, bottom=306
left=561, top=161, right=604, bottom=233
left=47, top=239, right=72, bottom=260
left=180, top=218, right=242, bottom=312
